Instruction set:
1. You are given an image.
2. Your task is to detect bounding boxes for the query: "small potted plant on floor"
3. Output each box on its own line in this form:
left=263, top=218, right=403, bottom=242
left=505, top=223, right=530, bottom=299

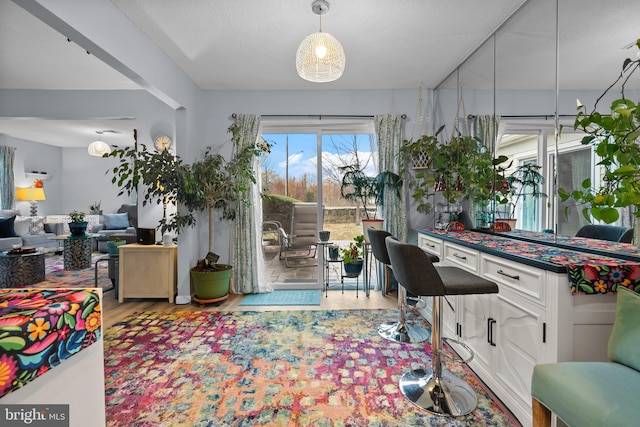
left=341, top=234, right=364, bottom=277
left=68, top=210, right=88, bottom=236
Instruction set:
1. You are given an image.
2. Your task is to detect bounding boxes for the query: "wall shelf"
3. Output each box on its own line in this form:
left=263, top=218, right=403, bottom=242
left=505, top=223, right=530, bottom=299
left=25, top=172, right=51, bottom=181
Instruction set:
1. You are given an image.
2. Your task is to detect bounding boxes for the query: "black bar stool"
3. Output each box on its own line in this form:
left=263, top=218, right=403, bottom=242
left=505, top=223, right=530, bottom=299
left=368, top=228, right=439, bottom=343
left=385, top=237, right=498, bottom=417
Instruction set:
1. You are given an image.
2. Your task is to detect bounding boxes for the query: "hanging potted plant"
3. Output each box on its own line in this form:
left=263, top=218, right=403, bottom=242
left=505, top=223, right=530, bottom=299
left=107, top=123, right=270, bottom=304
left=339, top=164, right=402, bottom=242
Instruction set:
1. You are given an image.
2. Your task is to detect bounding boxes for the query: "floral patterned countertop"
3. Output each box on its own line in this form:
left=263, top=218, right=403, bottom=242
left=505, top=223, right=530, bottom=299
left=0, top=288, right=102, bottom=399
left=420, top=229, right=640, bottom=295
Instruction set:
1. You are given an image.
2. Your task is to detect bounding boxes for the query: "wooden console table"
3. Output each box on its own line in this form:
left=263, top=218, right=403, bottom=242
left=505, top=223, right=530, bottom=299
left=118, top=243, right=177, bottom=303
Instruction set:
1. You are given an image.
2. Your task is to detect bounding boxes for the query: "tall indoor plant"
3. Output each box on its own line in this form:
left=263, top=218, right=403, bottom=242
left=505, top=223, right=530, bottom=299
left=558, top=39, right=640, bottom=227
left=107, top=123, right=270, bottom=303
left=495, top=162, right=545, bottom=229
left=339, top=164, right=402, bottom=241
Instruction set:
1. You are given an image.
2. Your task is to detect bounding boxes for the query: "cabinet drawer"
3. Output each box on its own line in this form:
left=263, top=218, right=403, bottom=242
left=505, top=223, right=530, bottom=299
left=443, top=242, right=478, bottom=273
left=481, top=254, right=545, bottom=305
left=418, top=234, right=442, bottom=259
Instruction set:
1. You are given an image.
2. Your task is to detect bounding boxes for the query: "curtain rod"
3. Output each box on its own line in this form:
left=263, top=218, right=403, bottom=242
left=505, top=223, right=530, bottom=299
left=231, top=113, right=407, bottom=120
left=467, top=114, right=576, bottom=120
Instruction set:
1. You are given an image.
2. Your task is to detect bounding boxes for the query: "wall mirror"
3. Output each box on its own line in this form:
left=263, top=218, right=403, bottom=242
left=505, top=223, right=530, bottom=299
left=433, top=0, right=640, bottom=239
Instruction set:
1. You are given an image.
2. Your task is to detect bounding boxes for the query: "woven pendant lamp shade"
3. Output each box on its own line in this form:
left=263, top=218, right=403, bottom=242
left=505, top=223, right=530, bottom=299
left=88, top=140, right=111, bottom=156
left=296, top=0, right=345, bottom=83
left=296, top=31, right=345, bottom=83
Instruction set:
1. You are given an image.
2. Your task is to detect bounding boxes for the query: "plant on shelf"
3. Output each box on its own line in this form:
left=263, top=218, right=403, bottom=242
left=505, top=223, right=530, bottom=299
left=558, top=38, right=640, bottom=226
left=339, top=164, right=402, bottom=241
left=107, top=123, right=271, bottom=303
left=341, top=234, right=364, bottom=277
left=89, top=201, right=102, bottom=215
left=68, top=210, right=88, bottom=236
left=341, top=235, right=363, bottom=264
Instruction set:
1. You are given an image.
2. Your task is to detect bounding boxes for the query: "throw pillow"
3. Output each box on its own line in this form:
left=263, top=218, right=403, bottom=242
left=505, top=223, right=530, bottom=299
left=103, top=213, right=130, bottom=230
left=608, top=286, right=640, bottom=371
left=14, top=216, right=32, bottom=236
left=0, top=215, right=17, bottom=238
left=29, top=216, right=46, bottom=234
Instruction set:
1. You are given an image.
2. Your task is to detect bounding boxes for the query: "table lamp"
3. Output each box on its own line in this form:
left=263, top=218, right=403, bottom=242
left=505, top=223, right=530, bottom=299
left=16, top=187, right=46, bottom=216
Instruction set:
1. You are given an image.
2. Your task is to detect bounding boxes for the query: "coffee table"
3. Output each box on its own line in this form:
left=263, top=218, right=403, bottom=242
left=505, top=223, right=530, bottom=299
left=0, top=251, right=45, bottom=288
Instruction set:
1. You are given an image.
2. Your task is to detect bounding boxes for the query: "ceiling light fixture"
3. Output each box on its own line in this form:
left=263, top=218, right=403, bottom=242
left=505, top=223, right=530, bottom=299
left=296, top=0, right=345, bottom=83
left=88, top=131, right=112, bottom=157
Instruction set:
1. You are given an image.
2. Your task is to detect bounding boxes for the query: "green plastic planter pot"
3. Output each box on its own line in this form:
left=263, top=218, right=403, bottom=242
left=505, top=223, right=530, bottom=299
left=191, top=264, right=232, bottom=305
left=106, top=240, right=126, bottom=257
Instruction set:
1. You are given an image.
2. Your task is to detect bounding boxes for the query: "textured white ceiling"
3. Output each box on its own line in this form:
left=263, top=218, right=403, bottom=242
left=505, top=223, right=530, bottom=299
left=1, top=0, right=639, bottom=147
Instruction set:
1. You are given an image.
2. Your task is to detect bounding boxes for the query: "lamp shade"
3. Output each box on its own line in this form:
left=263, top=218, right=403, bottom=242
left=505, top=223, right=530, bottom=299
left=88, top=140, right=111, bottom=156
left=15, top=187, right=46, bottom=201
left=296, top=31, right=345, bottom=83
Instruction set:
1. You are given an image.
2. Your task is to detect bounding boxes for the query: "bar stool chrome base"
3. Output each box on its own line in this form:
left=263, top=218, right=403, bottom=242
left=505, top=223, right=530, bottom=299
left=399, top=368, right=477, bottom=417
left=377, top=321, right=429, bottom=343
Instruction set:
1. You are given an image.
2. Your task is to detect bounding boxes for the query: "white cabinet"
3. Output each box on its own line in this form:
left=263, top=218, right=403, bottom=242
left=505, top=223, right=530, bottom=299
left=417, top=232, right=616, bottom=427
left=418, top=233, right=442, bottom=259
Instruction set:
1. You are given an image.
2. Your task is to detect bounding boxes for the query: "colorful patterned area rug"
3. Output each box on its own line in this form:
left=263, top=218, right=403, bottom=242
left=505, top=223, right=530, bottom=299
left=32, top=253, right=114, bottom=290
left=104, top=310, right=521, bottom=426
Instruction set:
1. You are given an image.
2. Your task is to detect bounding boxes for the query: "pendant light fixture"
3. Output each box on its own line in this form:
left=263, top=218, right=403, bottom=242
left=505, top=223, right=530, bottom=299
left=296, top=0, right=345, bottom=83
left=88, top=130, right=112, bottom=156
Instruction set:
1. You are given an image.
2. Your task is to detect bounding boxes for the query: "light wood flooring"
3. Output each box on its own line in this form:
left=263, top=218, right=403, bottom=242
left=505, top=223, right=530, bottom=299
left=101, top=290, right=398, bottom=330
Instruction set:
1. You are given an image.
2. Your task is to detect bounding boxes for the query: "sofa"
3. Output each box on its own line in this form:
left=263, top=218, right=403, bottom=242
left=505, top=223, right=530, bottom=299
left=92, top=204, right=138, bottom=253
left=0, top=210, right=64, bottom=252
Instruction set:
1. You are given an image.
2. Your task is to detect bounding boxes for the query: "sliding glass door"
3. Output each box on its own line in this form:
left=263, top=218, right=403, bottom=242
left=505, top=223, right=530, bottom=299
left=260, top=119, right=376, bottom=290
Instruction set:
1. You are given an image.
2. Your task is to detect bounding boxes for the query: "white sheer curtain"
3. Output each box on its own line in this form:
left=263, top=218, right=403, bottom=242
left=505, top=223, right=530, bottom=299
left=231, top=114, right=272, bottom=294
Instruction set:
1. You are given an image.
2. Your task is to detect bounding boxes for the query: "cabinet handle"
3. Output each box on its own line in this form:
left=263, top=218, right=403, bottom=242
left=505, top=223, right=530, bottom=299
left=543, top=322, right=546, bottom=343
left=487, top=318, right=493, bottom=344
left=488, top=318, right=496, bottom=346
left=497, top=269, right=520, bottom=280
left=453, top=252, right=467, bottom=261
left=425, top=242, right=435, bottom=248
